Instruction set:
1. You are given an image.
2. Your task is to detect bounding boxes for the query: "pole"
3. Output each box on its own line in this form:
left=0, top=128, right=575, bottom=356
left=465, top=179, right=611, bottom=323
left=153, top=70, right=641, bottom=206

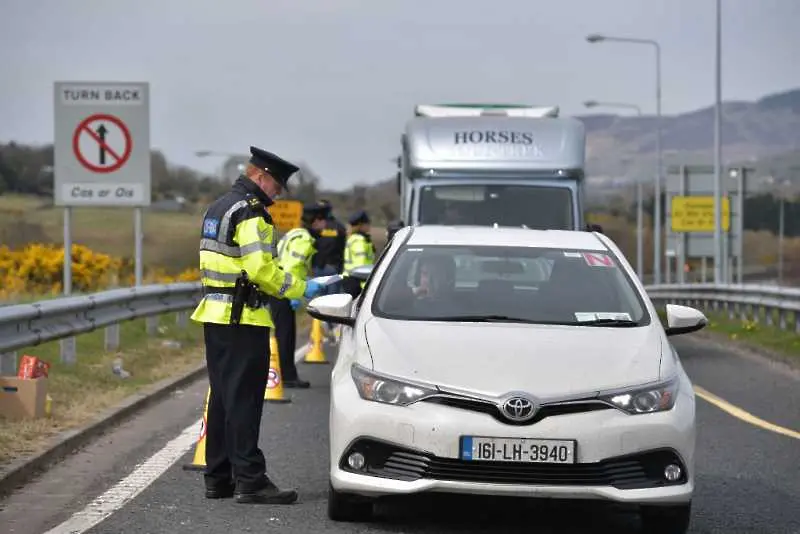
left=712, top=0, right=723, bottom=283
left=636, top=181, right=643, bottom=280
left=778, top=196, right=785, bottom=285
left=134, top=207, right=143, bottom=286
left=654, top=43, right=663, bottom=285
left=63, top=207, right=72, bottom=295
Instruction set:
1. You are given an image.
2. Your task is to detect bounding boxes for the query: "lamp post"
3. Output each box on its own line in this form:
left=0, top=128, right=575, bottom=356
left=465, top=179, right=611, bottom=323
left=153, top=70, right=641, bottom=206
left=584, top=100, right=645, bottom=281
left=195, top=150, right=248, bottom=182
left=762, top=176, right=793, bottom=285
left=586, top=33, right=662, bottom=285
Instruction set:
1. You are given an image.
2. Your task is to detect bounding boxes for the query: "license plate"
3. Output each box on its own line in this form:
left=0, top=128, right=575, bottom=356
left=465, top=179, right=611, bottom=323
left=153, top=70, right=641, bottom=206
left=460, top=436, right=576, bottom=464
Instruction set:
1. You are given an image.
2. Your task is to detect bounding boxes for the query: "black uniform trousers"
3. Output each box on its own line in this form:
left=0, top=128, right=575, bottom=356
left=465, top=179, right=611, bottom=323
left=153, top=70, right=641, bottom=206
left=270, top=296, right=299, bottom=381
left=203, top=322, right=270, bottom=492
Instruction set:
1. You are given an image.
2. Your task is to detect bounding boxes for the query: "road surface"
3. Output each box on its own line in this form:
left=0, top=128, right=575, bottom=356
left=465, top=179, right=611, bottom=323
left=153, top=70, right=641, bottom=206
left=1, top=335, right=799, bottom=534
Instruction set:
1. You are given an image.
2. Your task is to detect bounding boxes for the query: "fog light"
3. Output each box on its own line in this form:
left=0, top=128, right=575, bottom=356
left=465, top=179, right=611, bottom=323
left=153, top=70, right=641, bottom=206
left=347, top=452, right=366, bottom=470
left=664, top=464, right=682, bottom=482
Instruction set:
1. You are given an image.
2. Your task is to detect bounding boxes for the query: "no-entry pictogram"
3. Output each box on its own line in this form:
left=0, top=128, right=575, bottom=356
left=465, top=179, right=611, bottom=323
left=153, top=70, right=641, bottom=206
left=72, top=113, right=132, bottom=173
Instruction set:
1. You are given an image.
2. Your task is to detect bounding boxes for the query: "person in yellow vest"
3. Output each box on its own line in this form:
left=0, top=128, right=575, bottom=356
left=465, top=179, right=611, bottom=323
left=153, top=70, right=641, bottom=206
left=271, top=203, right=328, bottom=389
left=190, top=146, right=323, bottom=505
left=342, top=210, right=376, bottom=296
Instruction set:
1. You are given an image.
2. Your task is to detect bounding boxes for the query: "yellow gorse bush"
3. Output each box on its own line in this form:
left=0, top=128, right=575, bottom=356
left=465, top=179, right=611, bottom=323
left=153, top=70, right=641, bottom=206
left=0, top=243, right=200, bottom=300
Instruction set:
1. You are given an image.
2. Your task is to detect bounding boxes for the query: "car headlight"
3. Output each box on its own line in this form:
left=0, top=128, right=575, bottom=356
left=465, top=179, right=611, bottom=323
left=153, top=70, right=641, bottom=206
left=601, top=377, right=680, bottom=414
left=350, top=364, right=437, bottom=406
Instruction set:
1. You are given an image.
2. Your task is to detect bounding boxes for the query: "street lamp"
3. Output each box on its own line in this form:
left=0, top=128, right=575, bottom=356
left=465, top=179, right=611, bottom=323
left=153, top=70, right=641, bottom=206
left=762, top=176, right=793, bottom=285
left=195, top=150, right=249, bottom=182
left=586, top=33, right=663, bottom=285
left=584, top=100, right=645, bottom=281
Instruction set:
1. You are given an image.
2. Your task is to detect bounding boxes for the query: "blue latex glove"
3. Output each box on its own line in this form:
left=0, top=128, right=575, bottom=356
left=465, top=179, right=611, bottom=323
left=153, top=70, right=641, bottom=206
left=303, top=280, right=323, bottom=299
left=290, top=299, right=302, bottom=311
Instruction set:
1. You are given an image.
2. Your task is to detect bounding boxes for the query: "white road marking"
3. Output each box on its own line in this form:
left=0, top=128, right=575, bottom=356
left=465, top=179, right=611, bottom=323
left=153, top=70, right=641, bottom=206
left=44, top=343, right=313, bottom=534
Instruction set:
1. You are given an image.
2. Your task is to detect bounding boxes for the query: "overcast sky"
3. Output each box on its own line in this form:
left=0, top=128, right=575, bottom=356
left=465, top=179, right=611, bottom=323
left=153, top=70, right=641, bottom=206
left=1, top=0, right=798, bottom=190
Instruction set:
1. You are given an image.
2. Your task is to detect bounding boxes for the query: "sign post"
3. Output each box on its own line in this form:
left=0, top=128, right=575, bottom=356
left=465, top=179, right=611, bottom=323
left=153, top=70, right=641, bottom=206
left=54, top=81, right=151, bottom=290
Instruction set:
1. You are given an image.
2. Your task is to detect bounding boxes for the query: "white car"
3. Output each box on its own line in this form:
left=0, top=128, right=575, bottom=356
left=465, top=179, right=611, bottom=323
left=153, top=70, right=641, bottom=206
left=307, top=225, right=707, bottom=534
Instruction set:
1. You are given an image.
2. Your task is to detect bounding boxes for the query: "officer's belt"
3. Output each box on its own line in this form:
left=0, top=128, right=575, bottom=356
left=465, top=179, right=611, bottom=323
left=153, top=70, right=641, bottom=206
left=202, top=285, right=270, bottom=306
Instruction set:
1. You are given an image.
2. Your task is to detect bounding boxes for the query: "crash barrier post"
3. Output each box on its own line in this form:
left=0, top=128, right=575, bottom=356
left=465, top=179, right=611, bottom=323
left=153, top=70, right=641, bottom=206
left=303, top=318, right=329, bottom=364
left=265, top=334, right=291, bottom=403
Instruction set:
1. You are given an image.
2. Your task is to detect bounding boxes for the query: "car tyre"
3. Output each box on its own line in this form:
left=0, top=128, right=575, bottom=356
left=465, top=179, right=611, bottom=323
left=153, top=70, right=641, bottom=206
left=327, top=481, right=374, bottom=522
left=640, top=502, right=691, bottom=534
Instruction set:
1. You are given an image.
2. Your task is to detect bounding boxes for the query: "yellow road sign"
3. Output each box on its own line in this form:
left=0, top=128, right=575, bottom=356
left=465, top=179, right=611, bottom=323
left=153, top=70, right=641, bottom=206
left=268, top=200, right=303, bottom=232
left=671, top=195, right=730, bottom=232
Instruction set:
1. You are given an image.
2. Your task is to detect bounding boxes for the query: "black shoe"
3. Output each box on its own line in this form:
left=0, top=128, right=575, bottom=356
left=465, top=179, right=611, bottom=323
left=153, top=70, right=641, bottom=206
left=284, top=379, right=310, bottom=389
left=234, top=480, right=298, bottom=505
left=205, top=481, right=235, bottom=499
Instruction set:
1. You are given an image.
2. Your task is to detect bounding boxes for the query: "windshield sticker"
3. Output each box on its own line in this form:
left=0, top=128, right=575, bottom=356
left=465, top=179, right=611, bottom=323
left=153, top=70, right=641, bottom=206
left=575, top=312, right=632, bottom=322
left=563, top=252, right=582, bottom=258
left=407, top=248, right=424, bottom=252
left=582, top=252, right=615, bottom=268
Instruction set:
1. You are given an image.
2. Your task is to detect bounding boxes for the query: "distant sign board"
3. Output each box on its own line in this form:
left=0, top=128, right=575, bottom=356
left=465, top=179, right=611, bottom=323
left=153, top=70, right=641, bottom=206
left=670, top=195, right=730, bottom=232
left=268, top=200, right=303, bottom=232
left=53, top=82, right=151, bottom=207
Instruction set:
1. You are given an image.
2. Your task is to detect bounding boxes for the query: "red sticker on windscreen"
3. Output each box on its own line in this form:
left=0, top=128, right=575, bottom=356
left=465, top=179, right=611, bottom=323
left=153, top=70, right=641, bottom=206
left=582, top=252, right=615, bottom=268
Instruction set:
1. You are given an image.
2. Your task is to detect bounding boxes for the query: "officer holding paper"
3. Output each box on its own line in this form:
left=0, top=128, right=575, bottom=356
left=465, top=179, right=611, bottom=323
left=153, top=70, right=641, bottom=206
left=272, top=203, right=329, bottom=389
left=190, top=146, right=323, bottom=505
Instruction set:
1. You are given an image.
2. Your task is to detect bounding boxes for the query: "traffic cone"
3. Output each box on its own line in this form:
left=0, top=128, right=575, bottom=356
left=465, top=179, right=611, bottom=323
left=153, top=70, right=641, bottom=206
left=303, top=318, right=329, bottom=364
left=265, top=335, right=291, bottom=403
left=183, top=387, right=210, bottom=471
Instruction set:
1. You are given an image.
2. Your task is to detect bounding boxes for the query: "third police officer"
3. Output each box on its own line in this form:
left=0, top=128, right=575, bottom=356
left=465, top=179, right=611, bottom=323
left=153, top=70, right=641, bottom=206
left=342, top=210, right=376, bottom=297
left=272, top=203, right=329, bottom=389
left=191, top=146, right=323, bottom=505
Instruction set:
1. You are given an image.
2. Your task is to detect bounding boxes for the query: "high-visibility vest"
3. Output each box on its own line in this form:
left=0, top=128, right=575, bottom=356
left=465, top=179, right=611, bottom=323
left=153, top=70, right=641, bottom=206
left=190, top=177, right=306, bottom=327
left=277, top=227, right=316, bottom=282
left=343, top=232, right=375, bottom=275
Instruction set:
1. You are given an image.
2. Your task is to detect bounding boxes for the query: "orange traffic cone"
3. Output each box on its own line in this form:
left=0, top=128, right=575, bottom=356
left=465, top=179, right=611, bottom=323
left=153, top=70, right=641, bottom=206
left=183, top=387, right=210, bottom=471
left=265, top=335, right=291, bottom=403
left=303, top=318, right=329, bottom=364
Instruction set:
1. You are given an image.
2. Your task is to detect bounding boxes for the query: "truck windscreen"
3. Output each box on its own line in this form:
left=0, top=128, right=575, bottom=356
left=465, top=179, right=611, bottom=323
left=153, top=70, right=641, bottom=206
left=418, top=184, right=574, bottom=229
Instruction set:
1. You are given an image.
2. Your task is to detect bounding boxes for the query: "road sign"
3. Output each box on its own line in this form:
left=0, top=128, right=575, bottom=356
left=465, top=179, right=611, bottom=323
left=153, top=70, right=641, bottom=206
left=670, top=195, right=731, bottom=232
left=268, top=200, right=303, bottom=232
left=54, top=82, right=151, bottom=206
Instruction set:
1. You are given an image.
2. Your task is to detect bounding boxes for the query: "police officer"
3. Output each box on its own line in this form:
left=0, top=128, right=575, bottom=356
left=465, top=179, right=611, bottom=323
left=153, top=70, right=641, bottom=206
left=271, top=203, right=328, bottom=389
left=190, top=146, right=323, bottom=505
left=311, top=199, right=347, bottom=289
left=342, top=210, right=376, bottom=297
left=385, top=219, right=405, bottom=247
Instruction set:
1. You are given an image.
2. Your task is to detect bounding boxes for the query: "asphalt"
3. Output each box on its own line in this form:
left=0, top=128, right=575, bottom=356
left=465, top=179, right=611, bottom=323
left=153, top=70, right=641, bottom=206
left=2, top=334, right=799, bottom=534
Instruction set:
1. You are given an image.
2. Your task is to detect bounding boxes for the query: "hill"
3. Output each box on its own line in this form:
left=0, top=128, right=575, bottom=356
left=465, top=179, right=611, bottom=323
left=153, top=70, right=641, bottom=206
left=578, top=88, right=800, bottom=182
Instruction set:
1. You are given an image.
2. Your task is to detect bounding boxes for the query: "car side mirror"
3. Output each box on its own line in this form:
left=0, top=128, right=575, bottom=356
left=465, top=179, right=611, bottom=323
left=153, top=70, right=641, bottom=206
left=306, top=293, right=355, bottom=327
left=664, top=304, right=707, bottom=336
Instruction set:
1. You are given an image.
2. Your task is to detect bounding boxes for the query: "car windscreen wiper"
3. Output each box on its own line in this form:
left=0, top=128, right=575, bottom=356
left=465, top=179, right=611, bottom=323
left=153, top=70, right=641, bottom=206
left=429, top=314, right=536, bottom=324
left=572, top=318, right=641, bottom=327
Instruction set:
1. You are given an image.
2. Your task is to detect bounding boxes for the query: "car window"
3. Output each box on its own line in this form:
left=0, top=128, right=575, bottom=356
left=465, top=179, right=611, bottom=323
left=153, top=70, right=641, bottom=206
left=373, top=245, right=649, bottom=326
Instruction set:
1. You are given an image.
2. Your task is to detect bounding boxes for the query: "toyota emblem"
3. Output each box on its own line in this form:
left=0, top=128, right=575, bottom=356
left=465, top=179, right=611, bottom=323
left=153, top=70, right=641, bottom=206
left=501, top=396, right=537, bottom=422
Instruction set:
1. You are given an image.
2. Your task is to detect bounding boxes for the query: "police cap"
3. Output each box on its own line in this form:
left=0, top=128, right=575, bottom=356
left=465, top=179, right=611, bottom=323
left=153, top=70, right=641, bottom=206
left=302, top=202, right=326, bottom=223
left=316, top=199, right=333, bottom=218
left=249, top=146, right=299, bottom=190
left=348, top=210, right=370, bottom=226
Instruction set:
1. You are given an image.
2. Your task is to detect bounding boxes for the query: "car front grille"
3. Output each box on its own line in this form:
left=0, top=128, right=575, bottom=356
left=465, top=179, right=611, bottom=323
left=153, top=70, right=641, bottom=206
left=341, top=438, right=688, bottom=490
left=422, top=395, right=613, bottom=426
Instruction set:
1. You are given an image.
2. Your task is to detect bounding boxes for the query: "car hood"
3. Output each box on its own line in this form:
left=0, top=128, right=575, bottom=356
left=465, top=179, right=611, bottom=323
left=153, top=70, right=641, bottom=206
left=364, top=318, right=666, bottom=398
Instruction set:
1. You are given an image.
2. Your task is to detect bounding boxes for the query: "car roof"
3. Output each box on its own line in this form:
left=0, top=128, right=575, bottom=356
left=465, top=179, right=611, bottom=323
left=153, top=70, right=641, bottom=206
left=403, top=225, right=609, bottom=251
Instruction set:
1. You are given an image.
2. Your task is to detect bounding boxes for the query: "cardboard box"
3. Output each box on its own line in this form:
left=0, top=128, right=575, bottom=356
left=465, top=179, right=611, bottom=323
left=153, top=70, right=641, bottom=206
left=0, top=376, right=48, bottom=420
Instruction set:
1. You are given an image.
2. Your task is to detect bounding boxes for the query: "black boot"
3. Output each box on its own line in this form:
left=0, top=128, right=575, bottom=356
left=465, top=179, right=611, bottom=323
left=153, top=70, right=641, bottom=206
left=234, top=478, right=298, bottom=505
left=205, top=480, right=235, bottom=499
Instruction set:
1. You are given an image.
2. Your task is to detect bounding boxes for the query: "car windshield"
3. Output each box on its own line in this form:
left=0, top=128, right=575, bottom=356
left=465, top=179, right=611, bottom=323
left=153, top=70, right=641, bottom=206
left=418, top=184, right=574, bottom=229
left=372, top=245, right=649, bottom=326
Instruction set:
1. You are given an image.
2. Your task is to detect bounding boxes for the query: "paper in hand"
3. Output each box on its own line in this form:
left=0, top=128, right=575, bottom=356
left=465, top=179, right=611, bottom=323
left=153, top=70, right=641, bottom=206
left=310, top=275, right=344, bottom=287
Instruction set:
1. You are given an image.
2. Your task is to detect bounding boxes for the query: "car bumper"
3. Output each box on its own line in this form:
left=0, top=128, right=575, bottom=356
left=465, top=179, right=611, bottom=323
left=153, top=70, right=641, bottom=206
left=329, top=378, right=696, bottom=504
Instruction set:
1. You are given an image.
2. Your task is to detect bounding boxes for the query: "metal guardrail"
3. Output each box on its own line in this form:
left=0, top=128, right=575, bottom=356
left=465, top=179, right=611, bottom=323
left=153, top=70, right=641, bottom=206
left=646, top=283, right=800, bottom=332
left=0, top=282, right=202, bottom=375
left=2, top=277, right=797, bottom=375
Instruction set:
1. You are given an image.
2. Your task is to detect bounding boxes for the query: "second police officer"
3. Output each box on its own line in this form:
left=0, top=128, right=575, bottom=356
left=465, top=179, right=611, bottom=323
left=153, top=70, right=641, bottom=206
left=190, top=146, right=323, bottom=505
left=342, top=210, right=376, bottom=297
left=272, top=203, right=329, bottom=389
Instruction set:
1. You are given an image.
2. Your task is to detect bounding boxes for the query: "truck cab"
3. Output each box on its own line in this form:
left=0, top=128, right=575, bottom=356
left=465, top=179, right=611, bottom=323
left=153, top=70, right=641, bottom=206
left=396, top=104, right=587, bottom=231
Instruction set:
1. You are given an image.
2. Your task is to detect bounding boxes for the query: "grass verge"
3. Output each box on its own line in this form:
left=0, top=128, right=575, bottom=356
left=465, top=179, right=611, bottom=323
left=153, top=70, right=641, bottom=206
left=699, top=310, right=800, bottom=362
left=0, top=317, right=204, bottom=467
